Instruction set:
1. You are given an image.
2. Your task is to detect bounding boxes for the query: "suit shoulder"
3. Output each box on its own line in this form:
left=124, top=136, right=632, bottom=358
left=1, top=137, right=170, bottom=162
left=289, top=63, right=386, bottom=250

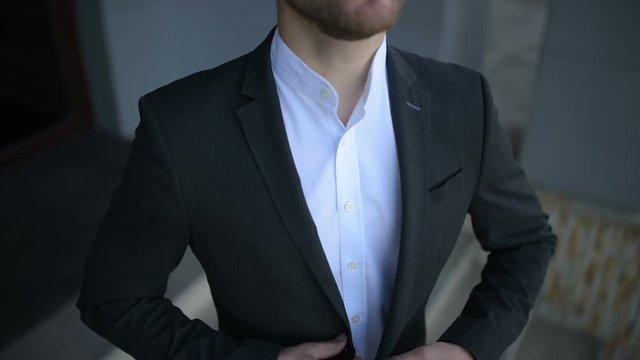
left=391, top=47, right=482, bottom=92
left=141, top=51, right=251, bottom=111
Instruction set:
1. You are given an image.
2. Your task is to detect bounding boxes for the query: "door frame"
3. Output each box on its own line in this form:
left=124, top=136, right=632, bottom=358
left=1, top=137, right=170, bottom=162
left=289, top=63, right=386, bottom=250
left=0, top=0, right=93, bottom=166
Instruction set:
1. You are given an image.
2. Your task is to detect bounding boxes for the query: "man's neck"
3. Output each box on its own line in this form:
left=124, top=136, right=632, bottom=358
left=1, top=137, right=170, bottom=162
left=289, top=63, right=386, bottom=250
left=277, top=1, right=385, bottom=124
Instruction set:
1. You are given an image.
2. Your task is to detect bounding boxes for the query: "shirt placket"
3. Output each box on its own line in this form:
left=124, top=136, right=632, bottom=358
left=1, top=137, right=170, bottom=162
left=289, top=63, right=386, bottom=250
left=335, top=127, right=367, bottom=355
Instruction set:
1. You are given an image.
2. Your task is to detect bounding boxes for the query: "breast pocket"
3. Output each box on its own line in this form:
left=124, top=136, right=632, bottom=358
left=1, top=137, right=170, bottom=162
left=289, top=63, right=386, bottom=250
left=426, top=166, right=470, bottom=271
left=427, top=167, right=464, bottom=205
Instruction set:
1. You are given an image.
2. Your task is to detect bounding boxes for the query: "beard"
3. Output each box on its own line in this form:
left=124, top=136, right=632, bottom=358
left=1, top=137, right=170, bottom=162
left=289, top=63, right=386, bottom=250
left=284, top=0, right=405, bottom=41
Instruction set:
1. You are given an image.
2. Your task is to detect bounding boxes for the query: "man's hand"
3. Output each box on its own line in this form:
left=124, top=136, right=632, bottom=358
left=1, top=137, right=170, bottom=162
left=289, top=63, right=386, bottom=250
left=277, top=333, right=348, bottom=360
left=388, top=341, right=473, bottom=360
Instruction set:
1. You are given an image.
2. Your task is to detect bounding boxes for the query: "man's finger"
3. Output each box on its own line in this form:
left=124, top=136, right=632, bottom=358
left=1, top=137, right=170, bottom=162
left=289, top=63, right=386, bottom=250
left=306, top=333, right=347, bottom=359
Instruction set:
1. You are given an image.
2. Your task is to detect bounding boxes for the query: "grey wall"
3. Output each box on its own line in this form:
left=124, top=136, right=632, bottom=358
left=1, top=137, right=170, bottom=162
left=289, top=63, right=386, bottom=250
left=97, top=0, right=277, bottom=139
left=520, top=0, right=640, bottom=210
left=438, top=0, right=490, bottom=71
left=387, top=0, right=445, bottom=59
left=75, top=0, right=120, bottom=136
left=389, top=0, right=491, bottom=71
left=482, top=0, right=549, bottom=127
left=77, top=0, right=490, bottom=139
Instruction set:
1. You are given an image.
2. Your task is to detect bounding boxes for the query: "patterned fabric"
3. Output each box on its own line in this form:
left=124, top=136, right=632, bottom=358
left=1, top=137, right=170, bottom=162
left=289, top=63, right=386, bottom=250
left=536, top=190, right=640, bottom=359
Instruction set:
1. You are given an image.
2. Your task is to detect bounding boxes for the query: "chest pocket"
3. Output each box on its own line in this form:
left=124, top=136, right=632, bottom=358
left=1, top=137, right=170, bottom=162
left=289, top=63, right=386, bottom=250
left=426, top=164, right=469, bottom=270
left=428, top=167, right=464, bottom=205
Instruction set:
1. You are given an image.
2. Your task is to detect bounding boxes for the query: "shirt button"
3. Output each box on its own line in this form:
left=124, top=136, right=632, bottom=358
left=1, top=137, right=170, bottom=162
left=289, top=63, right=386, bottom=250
left=321, top=88, right=331, bottom=98
left=351, top=315, right=361, bottom=324
left=347, top=261, right=359, bottom=270
left=344, top=201, right=355, bottom=212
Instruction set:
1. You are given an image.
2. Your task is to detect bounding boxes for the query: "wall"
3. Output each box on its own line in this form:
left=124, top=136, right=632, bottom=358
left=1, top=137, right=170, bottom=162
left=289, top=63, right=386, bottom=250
left=75, top=0, right=120, bottom=136
left=77, top=0, right=490, bottom=139
left=520, top=0, right=640, bottom=210
left=97, top=0, right=277, bottom=138
left=387, top=0, right=445, bottom=59
left=482, top=0, right=549, bottom=128
left=439, top=0, right=490, bottom=71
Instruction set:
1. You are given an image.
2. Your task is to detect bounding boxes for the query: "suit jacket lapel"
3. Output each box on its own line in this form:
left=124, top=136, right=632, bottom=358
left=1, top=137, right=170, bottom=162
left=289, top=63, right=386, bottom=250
left=374, top=47, right=432, bottom=360
left=236, top=30, right=351, bottom=332
left=376, top=49, right=463, bottom=359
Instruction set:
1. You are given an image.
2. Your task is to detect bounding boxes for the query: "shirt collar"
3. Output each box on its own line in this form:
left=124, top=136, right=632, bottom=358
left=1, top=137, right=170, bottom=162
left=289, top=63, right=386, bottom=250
left=270, top=27, right=388, bottom=113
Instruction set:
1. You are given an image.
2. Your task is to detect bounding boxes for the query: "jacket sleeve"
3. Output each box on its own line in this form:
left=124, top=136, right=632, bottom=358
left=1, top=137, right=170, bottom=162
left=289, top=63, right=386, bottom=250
left=76, top=96, right=283, bottom=360
left=438, top=74, right=557, bottom=360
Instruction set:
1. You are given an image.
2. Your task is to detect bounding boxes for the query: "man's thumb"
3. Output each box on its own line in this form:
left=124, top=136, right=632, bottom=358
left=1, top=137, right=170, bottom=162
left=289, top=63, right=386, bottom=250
left=308, top=333, right=347, bottom=358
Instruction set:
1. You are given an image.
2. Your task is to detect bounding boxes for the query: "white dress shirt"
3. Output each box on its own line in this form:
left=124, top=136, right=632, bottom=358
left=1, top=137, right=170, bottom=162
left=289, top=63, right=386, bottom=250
left=270, top=29, right=402, bottom=360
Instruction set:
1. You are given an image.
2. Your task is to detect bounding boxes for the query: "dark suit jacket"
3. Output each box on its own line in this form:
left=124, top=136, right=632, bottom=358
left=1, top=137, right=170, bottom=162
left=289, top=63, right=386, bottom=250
left=76, top=29, right=556, bottom=360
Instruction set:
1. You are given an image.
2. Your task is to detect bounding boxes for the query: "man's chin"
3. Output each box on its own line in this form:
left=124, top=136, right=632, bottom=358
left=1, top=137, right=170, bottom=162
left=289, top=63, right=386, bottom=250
left=284, top=0, right=403, bottom=41
left=314, top=14, right=397, bottom=41
left=317, top=25, right=386, bottom=41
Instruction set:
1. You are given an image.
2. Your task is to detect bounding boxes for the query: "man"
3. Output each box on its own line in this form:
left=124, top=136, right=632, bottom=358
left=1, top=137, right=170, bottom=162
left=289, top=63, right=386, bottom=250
left=77, top=0, right=556, bottom=359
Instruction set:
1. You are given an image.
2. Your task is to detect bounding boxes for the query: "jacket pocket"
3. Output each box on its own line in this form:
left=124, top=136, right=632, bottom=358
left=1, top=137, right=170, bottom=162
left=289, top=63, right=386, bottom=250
left=428, top=167, right=463, bottom=192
